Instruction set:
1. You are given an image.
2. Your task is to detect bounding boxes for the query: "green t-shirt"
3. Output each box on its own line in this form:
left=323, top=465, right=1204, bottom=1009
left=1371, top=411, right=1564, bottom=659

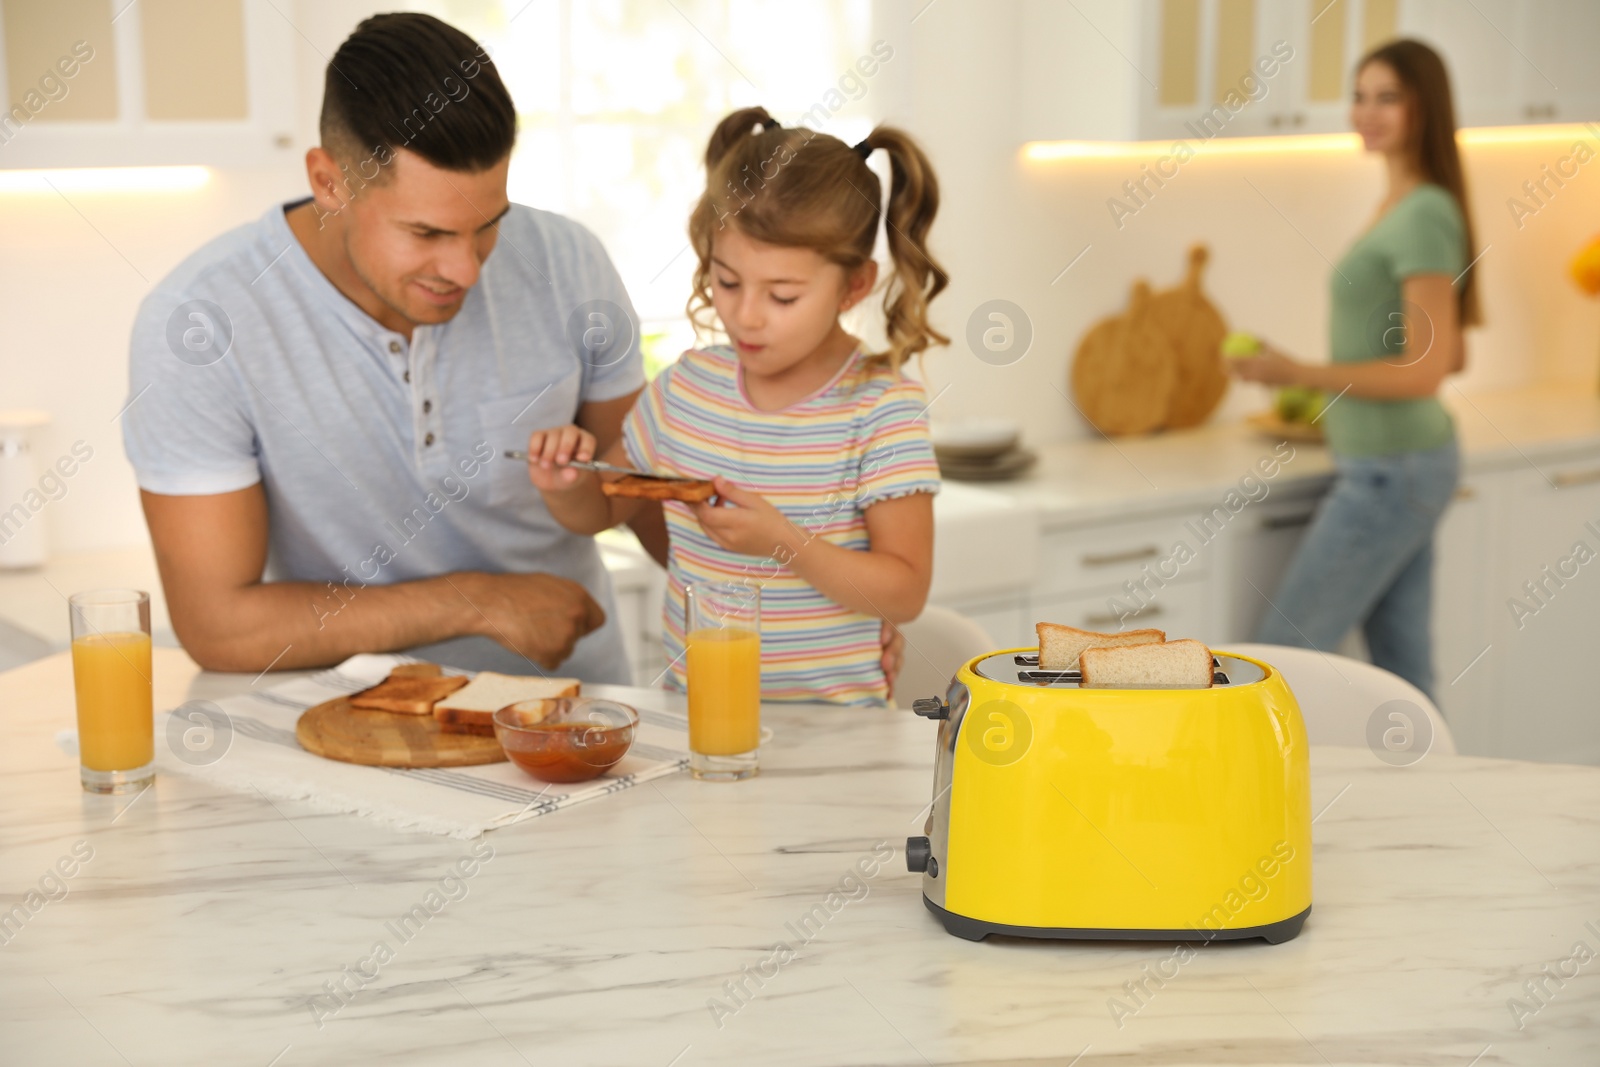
left=1323, top=183, right=1464, bottom=457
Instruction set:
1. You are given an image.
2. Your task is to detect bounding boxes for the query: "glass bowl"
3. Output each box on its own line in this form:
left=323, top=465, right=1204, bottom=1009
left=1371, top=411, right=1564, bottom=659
left=492, top=698, right=638, bottom=783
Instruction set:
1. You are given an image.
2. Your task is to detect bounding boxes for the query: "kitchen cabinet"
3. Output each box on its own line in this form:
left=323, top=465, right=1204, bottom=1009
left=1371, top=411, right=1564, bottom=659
left=1210, top=493, right=1322, bottom=642
left=0, top=0, right=296, bottom=169
left=1017, top=0, right=1600, bottom=144
left=1018, top=0, right=1392, bottom=142
left=1431, top=472, right=1504, bottom=755
left=1032, top=573, right=1210, bottom=645
left=1489, top=455, right=1600, bottom=764
left=1400, top=0, right=1600, bottom=126
left=1515, top=0, right=1600, bottom=122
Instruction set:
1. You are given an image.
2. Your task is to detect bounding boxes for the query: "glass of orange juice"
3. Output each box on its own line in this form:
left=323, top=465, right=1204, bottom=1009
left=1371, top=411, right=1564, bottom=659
left=69, top=589, right=154, bottom=794
left=684, top=580, right=761, bottom=781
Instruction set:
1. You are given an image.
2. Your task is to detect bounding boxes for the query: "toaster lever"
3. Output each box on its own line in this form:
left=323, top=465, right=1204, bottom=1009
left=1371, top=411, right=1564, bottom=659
left=912, top=697, right=948, bottom=720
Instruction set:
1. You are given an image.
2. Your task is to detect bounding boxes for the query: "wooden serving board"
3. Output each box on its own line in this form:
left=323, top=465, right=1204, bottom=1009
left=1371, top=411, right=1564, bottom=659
left=1148, top=244, right=1230, bottom=430
left=296, top=695, right=508, bottom=768
left=1071, top=280, right=1178, bottom=436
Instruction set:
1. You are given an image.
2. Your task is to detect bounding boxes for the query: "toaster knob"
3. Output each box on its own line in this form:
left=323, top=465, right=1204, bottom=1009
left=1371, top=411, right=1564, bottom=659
left=905, top=836, right=932, bottom=873
left=912, top=697, right=947, bottom=720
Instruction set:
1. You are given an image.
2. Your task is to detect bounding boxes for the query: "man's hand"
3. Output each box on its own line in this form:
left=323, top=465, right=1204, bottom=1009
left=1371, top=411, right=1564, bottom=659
left=451, top=571, right=606, bottom=670
left=524, top=424, right=598, bottom=493
left=692, top=478, right=800, bottom=558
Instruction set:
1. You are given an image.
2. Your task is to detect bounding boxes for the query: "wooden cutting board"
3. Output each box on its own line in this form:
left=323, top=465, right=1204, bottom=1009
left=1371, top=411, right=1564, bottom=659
left=1148, top=244, right=1230, bottom=429
left=1071, top=280, right=1178, bottom=436
left=296, top=695, right=508, bottom=768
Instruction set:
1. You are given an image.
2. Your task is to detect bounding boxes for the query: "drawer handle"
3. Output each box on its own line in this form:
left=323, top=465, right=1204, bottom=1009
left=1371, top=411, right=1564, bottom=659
left=1261, top=513, right=1313, bottom=530
left=1453, top=486, right=1476, bottom=502
left=1553, top=468, right=1600, bottom=489
left=1084, top=606, right=1163, bottom=626
left=1081, top=545, right=1160, bottom=567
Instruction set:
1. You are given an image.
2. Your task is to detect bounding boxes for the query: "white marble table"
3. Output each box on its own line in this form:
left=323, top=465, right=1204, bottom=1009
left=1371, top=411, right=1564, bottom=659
left=3, top=649, right=1597, bottom=1066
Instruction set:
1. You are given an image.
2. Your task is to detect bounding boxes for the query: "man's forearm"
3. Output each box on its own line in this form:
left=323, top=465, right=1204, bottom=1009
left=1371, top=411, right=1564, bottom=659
left=170, top=572, right=488, bottom=673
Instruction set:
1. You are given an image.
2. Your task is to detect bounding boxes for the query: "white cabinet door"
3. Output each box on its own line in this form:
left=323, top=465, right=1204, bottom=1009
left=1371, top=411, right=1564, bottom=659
left=1134, top=0, right=1293, bottom=141
left=1491, top=456, right=1600, bottom=764
left=1397, top=0, right=1526, bottom=127
left=1517, top=0, right=1600, bottom=122
left=1213, top=496, right=1321, bottom=643
left=1431, top=474, right=1504, bottom=756
left=1032, top=577, right=1211, bottom=644
left=1270, top=0, right=1405, bottom=135
left=1035, top=511, right=1212, bottom=600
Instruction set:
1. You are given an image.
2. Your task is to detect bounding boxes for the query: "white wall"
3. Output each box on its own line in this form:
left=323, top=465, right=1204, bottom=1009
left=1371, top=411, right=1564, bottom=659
left=4, top=1, right=1599, bottom=557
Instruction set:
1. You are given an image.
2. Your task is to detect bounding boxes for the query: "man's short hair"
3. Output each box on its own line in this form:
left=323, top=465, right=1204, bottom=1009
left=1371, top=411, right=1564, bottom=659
left=319, top=13, right=515, bottom=175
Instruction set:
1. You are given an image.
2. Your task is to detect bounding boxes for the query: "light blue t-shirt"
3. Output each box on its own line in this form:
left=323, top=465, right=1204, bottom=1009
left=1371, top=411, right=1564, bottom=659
left=123, top=200, right=645, bottom=682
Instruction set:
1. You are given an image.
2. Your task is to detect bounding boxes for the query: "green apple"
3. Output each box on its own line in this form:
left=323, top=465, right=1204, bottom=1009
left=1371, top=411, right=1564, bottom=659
left=1275, top=385, right=1326, bottom=423
left=1221, top=331, right=1261, bottom=359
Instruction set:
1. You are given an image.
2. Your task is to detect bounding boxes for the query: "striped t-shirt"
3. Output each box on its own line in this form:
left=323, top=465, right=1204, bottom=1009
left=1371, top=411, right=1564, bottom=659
left=622, top=344, right=940, bottom=706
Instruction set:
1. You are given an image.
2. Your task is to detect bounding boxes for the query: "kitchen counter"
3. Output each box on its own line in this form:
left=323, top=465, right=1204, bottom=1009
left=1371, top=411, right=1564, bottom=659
left=4, top=648, right=1597, bottom=1065
left=964, top=382, right=1600, bottom=527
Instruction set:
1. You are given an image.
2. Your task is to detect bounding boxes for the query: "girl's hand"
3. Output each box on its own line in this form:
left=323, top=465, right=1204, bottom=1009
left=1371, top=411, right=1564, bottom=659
left=1229, top=342, right=1305, bottom=387
left=524, top=425, right=597, bottom=493
left=692, top=478, right=799, bottom=559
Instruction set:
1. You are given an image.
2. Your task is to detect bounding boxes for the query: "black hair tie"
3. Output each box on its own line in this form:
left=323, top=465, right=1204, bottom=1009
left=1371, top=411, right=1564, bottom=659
left=852, top=137, right=873, bottom=160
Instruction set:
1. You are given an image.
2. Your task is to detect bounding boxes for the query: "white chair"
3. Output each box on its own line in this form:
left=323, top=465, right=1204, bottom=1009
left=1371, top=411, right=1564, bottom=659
left=1220, top=643, right=1457, bottom=756
left=893, top=606, right=995, bottom=709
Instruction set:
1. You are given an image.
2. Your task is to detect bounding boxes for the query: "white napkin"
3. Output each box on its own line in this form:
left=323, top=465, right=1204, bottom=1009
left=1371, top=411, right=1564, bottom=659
left=154, top=653, right=689, bottom=839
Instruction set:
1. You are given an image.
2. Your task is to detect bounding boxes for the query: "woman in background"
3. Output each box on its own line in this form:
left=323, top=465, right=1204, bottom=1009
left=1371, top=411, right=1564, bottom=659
left=1231, top=39, right=1481, bottom=701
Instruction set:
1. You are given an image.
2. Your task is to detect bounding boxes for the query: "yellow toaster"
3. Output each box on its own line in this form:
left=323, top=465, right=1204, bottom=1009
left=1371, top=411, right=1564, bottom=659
left=906, top=648, right=1311, bottom=942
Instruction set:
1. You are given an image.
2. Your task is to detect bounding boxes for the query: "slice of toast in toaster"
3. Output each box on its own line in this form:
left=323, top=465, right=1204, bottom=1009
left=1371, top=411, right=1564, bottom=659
left=1080, top=639, right=1213, bottom=689
left=1035, top=622, right=1166, bottom=671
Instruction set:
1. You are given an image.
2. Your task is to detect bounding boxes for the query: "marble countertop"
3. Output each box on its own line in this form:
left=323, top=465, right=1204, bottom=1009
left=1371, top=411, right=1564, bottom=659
left=964, top=382, right=1600, bottom=527
left=4, top=648, right=1598, bottom=1066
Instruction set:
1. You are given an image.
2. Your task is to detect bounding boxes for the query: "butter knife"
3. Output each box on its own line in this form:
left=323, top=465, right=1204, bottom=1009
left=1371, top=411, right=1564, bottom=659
left=501, top=451, right=703, bottom=483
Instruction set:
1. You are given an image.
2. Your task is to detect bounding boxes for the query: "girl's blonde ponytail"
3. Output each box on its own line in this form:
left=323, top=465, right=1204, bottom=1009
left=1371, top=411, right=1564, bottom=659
left=859, top=126, right=949, bottom=370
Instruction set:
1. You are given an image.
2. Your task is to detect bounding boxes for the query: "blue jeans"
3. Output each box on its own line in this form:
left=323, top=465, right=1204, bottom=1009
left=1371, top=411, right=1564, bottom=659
left=1255, top=441, right=1460, bottom=700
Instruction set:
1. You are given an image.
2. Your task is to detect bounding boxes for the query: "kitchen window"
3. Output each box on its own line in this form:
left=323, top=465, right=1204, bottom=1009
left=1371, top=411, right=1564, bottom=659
left=438, top=0, right=877, bottom=376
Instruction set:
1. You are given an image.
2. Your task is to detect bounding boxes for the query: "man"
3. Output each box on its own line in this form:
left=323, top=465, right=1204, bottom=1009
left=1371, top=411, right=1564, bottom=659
left=124, top=13, right=661, bottom=682
left=125, top=12, right=905, bottom=692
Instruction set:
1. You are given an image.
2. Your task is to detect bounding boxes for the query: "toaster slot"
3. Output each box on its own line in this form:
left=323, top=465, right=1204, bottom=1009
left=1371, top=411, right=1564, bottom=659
left=1010, top=653, right=1228, bottom=686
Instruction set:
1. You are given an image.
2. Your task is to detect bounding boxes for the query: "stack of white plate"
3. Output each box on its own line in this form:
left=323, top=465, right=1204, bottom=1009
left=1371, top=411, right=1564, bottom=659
left=930, top=418, right=1037, bottom=482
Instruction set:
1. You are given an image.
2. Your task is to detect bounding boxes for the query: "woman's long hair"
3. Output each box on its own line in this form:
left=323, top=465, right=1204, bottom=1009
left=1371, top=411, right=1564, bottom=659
left=1360, top=39, right=1483, bottom=326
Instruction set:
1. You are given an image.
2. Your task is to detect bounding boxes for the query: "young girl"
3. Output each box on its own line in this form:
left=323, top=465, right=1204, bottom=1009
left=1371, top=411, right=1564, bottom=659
left=524, top=106, right=947, bottom=706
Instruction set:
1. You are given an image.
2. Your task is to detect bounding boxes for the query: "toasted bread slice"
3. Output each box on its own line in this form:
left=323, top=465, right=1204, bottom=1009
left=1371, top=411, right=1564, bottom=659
left=439, top=697, right=559, bottom=736
left=1035, top=622, right=1166, bottom=671
left=433, top=672, right=580, bottom=730
left=600, top=475, right=716, bottom=503
left=389, top=662, right=442, bottom=679
left=350, top=672, right=468, bottom=714
left=1080, top=639, right=1214, bottom=689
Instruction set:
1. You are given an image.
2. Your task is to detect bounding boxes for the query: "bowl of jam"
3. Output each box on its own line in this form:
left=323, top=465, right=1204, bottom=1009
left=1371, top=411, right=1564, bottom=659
left=492, top=698, right=638, bottom=783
